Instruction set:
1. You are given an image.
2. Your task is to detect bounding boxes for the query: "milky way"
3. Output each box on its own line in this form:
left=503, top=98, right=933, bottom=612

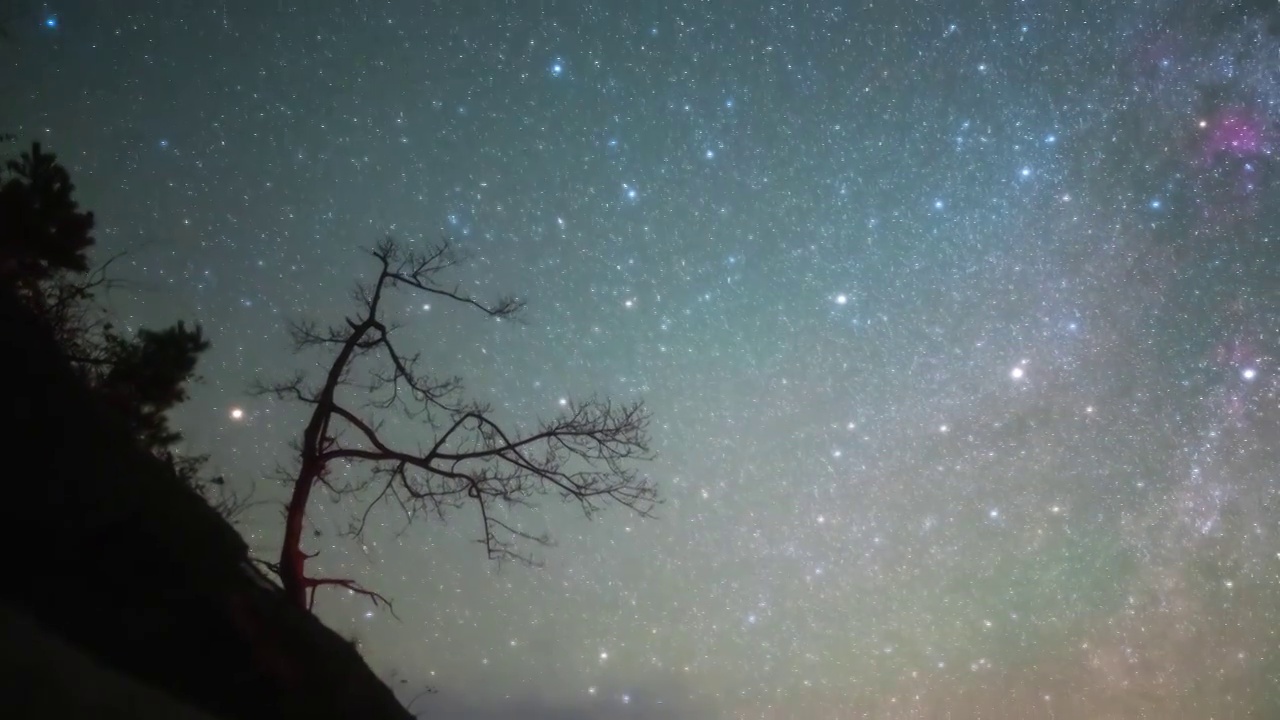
left=5, top=1, right=1280, bottom=717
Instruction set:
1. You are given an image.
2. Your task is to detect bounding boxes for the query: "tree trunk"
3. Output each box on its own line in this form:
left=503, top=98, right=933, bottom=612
left=279, top=461, right=318, bottom=610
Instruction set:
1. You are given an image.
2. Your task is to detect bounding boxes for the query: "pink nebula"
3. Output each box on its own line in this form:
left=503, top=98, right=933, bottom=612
left=1201, top=108, right=1267, bottom=164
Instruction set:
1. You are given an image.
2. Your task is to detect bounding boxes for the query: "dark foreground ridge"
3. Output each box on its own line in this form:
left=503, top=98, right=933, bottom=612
left=0, top=286, right=412, bottom=719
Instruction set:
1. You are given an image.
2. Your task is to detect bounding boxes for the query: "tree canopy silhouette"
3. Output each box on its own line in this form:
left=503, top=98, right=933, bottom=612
left=0, top=140, right=236, bottom=516
left=0, top=142, right=94, bottom=302
left=259, top=237, right=658, bottom=614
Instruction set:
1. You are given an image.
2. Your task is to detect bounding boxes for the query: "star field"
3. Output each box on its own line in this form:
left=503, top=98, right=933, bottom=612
left=6, top=1, right=1280, bottom=717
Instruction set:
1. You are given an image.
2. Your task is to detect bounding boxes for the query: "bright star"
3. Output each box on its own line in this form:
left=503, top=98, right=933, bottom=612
left=229, top=407, right=245, bottom=421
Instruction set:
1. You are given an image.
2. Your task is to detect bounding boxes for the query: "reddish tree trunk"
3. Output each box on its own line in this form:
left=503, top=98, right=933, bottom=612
left=279, top=461, right=318, bottom=610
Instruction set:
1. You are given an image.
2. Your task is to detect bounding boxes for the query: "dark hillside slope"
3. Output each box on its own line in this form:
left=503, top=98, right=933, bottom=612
left=0, top=287, right=413, bottom=720
left=0, top=601, right=227, bottom=719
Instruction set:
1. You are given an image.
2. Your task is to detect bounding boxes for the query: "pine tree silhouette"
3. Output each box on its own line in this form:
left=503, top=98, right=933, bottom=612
left=0, top=141, right=235, bottom=514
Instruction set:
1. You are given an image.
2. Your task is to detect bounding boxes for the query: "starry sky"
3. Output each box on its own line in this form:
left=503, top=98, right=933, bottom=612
left=6, top=0, right=1280, bottom=717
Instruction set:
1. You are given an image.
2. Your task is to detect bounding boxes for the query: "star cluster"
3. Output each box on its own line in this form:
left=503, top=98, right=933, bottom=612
left=5, top=1, right=1280, bottom=718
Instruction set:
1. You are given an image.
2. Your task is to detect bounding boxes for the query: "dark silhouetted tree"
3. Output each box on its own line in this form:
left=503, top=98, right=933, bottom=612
left=0, top=142, right=94, bottom=307
left=95, top=320, right=209, bottom=452
left=0, top=140, right=242, bottom=517
left=258, top=237, right=657, bottom=613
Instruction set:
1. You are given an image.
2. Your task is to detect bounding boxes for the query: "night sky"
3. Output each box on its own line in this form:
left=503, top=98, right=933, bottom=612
left=6, top=0, right=1280, bottom=717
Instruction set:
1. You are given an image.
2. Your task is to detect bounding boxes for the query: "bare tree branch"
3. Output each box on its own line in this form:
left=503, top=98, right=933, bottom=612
left=263, top=236, right=657, bottom=613
left=406, top=684, right=439, bottom=716
left=305, top=576, right=398, bottom=620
